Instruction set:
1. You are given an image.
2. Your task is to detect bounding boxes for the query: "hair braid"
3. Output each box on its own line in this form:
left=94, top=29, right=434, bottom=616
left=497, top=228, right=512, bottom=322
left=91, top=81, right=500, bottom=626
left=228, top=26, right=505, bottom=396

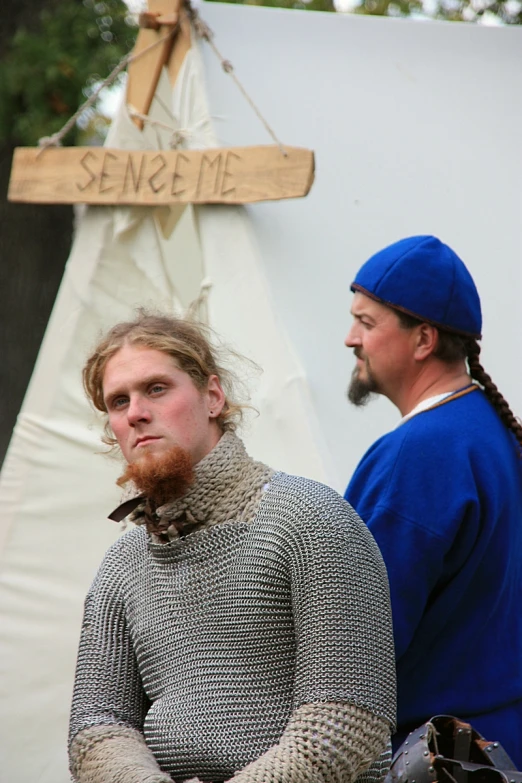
left=396, top=311, right=522, bottom=451
left=466, top=339, right=522, bottom=451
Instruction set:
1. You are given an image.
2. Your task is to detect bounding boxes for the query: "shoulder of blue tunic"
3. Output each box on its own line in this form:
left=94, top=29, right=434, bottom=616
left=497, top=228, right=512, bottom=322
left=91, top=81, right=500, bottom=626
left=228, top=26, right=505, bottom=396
left=344, top=391, right=494, bottom=503
left=356, top=388, right=499, bottom=463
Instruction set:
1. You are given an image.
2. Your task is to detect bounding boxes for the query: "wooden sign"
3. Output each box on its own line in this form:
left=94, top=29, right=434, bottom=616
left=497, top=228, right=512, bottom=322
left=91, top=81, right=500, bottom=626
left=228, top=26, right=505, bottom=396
left=8, top=145, right=315, bottom=205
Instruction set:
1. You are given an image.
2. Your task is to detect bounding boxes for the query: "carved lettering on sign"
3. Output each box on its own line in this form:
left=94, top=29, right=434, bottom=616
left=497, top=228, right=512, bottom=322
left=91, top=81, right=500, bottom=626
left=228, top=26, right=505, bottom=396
left=221, top=151, right=241, bottom=197
left=171, top=152, right=189, bottom=196
left=123, top=154, right=146, bottom=194
left=196, top=153, right=223, bottom=198
left=100, top=152, right=118, bottom=194
left=8, top=145, right=316, bottom=205
left=148, top=154, right=167, bottom=194
left=77, top=151, right=98, bottom=192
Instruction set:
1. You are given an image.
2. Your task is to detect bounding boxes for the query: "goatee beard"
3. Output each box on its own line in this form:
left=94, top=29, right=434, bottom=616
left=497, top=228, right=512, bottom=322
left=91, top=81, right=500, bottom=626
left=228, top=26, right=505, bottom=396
left=117, top=445, right=194, bottom=507
left=347, top=363, right=378, bottom=407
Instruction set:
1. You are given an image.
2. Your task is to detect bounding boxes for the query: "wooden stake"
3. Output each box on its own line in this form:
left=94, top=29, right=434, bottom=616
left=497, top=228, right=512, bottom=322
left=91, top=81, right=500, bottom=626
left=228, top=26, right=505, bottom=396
left=167, top=5, right=192, bottom=88
left=127, top=0, right=182, bottom=129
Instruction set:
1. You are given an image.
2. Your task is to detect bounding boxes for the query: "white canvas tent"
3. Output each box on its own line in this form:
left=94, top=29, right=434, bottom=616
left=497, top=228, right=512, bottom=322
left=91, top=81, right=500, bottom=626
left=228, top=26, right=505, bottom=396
left=1, top=4, right=521, bottom=781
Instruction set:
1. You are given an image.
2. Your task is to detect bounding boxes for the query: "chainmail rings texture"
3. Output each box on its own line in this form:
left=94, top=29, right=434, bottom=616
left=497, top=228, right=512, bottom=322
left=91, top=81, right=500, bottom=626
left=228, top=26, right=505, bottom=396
left=69, top=725, right=171, bottom=783
left=69, top=435, right=396, bottom=783
left=229, top=702, right=391, bottom=783
left=71, top=705, right=390, bottom=783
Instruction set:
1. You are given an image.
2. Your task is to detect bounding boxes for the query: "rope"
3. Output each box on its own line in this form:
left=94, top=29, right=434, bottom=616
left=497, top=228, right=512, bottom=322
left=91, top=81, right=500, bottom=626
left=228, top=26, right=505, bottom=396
left=37, top=3, right=287, bottom=159
left=127, top=105, right=190, bottom=148
left=185, top=276, right=213, bottom=321
left=186, top=4, right=288, bottom=157
left=37, top=29, right=177, bottom=154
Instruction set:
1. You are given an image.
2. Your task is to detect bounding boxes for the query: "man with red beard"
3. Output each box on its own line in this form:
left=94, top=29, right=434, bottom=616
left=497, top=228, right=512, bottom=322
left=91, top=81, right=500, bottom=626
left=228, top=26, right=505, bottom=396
left=68, top=312, right=396, bottom=783
left=344, top=235, right=522, bottom=764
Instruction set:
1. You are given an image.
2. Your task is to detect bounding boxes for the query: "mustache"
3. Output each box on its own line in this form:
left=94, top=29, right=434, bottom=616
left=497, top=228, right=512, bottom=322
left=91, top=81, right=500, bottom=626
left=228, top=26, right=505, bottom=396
left=353, top=348, right=365, bottom=361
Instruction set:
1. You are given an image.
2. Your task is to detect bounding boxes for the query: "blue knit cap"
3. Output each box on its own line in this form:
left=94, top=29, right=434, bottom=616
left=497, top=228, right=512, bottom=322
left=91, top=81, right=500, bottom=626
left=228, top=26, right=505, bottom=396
left=351, top=235, right=482, bottom=338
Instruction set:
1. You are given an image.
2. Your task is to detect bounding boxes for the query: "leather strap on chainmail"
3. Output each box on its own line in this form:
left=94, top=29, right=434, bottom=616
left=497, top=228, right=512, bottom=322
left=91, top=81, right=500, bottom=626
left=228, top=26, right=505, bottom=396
left=69, top=725, right=172, bottom=783
left=124, top=431, right=275, bottom=542
left=227, top=702, right=391, bottom=783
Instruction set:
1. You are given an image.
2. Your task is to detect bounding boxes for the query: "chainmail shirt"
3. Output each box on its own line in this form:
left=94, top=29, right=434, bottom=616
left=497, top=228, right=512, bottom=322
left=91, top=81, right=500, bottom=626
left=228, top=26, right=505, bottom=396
left=69, top=446, right=395, bottom=783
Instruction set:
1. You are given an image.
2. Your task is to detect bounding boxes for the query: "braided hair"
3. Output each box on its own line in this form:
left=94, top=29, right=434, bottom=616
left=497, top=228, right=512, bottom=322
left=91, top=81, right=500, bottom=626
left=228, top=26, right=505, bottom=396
left=465, top=339, right=522, bottom=449
left=396, top=311, right=522, bottom=450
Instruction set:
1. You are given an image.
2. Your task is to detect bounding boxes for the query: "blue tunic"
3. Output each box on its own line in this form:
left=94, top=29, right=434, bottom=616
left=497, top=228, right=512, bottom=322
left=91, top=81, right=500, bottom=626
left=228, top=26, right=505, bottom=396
left=345, top=389, right=522, bottom=766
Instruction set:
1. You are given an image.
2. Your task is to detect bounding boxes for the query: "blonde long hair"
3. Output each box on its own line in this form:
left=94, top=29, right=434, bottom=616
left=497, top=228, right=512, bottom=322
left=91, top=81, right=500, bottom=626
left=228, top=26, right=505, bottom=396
left=83, top=310, right=248, bottom=447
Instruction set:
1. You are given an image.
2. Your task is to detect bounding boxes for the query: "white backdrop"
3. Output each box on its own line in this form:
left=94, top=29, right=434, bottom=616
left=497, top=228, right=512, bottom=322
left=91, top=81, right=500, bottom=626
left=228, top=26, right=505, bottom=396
left=0, top=6, right=521, bottom=782
left=200, top=3, right=522, bottom=488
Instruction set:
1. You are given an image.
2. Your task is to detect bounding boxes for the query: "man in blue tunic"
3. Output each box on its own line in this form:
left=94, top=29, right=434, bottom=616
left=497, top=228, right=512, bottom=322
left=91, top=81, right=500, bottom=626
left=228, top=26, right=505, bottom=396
left=344, top=235, right=522, bottom=765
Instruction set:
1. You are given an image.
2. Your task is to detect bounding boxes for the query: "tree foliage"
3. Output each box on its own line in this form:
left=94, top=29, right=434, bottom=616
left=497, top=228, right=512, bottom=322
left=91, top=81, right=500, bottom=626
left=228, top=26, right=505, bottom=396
left=208, top=0, right=522, bottom=23
left=211, top=0, right=336, bottom=12
left=346, top=0, right=522, bottom=23
left=0, top=0, right=136, bottom=146
left=1, top=0, right=520, bottom=148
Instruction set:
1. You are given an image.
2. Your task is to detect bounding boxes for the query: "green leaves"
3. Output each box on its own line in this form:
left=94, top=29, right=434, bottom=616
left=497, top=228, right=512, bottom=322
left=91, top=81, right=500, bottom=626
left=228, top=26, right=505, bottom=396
left=206, top=0, right=522, bottom=24
left=0, top=0, right=136, bottom=146
left=3, top=0, right=520, bottom=149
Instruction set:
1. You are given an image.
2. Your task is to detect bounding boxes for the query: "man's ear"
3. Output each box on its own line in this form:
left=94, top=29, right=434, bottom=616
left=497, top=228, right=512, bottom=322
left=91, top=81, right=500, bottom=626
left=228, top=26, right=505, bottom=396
left=414, top=324, right=438, bottom=361
left=207, top=375, right=226, bottom=418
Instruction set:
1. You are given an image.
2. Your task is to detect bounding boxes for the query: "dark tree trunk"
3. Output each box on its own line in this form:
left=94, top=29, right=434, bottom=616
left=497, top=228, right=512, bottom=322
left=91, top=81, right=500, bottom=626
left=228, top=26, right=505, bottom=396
left=0, top=0, right=74, bottom=467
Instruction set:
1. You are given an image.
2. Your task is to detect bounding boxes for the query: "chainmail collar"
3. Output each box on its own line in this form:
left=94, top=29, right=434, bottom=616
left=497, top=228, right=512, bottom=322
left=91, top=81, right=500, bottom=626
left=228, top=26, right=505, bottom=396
left=111, top=431, right=274, bottom=544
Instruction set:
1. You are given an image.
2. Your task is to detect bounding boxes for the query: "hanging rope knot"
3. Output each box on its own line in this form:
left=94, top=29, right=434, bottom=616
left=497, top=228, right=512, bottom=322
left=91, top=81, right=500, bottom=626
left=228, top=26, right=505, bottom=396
left=170, top=129, right=187, bottom=148
left=221, top=60, right=234, bottom=74
left=193, top=17, right=213, bottom=41
left=38, top=134, right=62, bottom=149
left=127, top=105, right=190, bottom=146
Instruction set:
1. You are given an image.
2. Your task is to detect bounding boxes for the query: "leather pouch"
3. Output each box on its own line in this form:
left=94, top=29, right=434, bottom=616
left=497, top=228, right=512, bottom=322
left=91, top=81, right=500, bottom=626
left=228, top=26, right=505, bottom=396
left=386, top=715, right=522, bottom=783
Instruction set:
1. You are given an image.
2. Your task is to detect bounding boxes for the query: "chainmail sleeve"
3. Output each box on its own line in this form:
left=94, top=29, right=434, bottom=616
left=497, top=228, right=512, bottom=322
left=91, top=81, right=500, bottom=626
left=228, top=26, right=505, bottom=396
left=262, top=474, right=396, bottom=723
left=227, top=702, right=390, bottom=783
left=68, top=534, right=152, bottom=781
left=227, top=473, right=396, bottom=783
left=69, top=725, right=173, bottom=783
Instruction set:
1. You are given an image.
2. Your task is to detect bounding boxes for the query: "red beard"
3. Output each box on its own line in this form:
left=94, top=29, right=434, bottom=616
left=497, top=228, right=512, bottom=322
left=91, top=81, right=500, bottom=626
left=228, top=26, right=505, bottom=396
left=117, top=445, right=194, bottom=507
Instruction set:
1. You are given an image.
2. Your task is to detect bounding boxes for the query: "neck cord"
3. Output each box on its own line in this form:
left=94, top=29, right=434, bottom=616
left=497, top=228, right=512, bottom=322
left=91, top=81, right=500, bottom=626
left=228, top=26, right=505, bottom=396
left=417, top=383, right=478, bottom=416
